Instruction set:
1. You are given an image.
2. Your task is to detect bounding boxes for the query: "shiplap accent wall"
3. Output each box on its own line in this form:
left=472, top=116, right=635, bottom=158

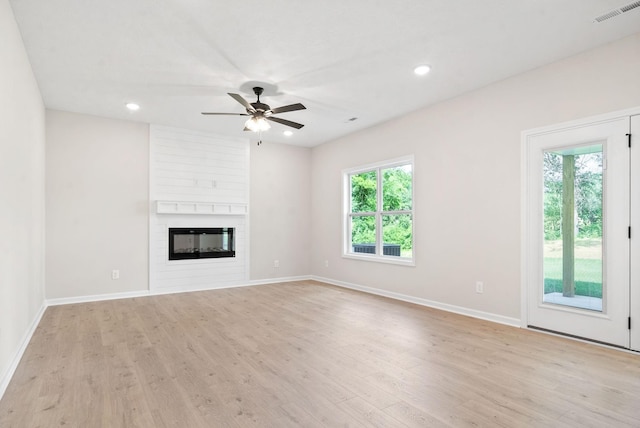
left=149, top=125, right=250, bottom=293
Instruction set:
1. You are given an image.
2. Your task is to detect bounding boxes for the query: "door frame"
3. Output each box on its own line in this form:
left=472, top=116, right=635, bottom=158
left=630, top=114, right=640, bottom=350
left=521, top=106, right=640, bottom=348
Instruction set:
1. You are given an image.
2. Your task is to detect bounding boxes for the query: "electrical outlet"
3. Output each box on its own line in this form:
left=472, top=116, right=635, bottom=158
left=476, top=281, right=484, bottom=294
left=112, top=270, right=120, bottom=280
left=273, top=260, right=280, bottom=268
left=324, top=260, right=329, bottom=268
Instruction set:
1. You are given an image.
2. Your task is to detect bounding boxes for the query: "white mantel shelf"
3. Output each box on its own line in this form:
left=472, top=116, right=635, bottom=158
left=156, top=201, right=247, bottom=215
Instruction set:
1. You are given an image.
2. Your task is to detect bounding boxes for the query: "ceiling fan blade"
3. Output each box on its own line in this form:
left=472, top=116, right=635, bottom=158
left=267, top=116, right=305, bottom=129
left=201, top=112, right=250, bottom=116
left=270, top=103, right=306, bottom=115
left=228, top=93, right=255, bottom=112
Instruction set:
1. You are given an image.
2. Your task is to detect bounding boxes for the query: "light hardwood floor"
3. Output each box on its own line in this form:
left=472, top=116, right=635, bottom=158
left=1, top=280, right=639, bottom=427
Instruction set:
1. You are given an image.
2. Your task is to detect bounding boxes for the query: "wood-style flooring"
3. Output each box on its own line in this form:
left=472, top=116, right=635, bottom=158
left=1, top=280, right=639, bottom=427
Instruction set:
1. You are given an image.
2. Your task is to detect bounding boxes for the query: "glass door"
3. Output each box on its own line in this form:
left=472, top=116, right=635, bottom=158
left=524, top=118, right=630, bottom=347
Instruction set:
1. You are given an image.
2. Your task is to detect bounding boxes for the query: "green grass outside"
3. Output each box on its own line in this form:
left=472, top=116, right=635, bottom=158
left=543, top=257, right=602, bottom=298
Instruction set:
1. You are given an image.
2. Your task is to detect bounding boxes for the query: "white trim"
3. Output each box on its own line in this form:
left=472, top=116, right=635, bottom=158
left=523, top=106, right=640, bottom=136
left=520, top=123, right=530, bottom=328
left=0, top=303, right=47, bottom=401
left=155, top=201, right=247, bottom=215
left=312, top=275, right=521, bottom=327
left=342, top=155, right=416, bottom=175
left=631, top=115, right=640, bottom=352
left=148, top=127, right=155, bottom=298
left=341, top=253, right=415, bottom=266
left=149, top=282, right=257, bottom=296
left=47, top=290, right=151, bottom=306
left=521, top=106, right=639, bottom=342
left=342, top=154, right=415, bottom=264
left=46, top=276, right=313, bottom=306
left=148, top=277, right=310, bottom=296
left=247, top=275, right=312, bottom=286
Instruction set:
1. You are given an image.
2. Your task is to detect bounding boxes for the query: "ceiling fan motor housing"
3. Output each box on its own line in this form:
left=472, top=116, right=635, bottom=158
left=250, top=102, right=271, bottom=114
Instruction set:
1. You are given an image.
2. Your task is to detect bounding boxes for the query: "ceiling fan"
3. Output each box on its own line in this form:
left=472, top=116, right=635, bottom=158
left=202, top=87, right=306, bottom=133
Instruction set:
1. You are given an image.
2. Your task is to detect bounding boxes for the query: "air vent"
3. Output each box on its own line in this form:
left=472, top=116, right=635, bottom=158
left=595, top=10, right=622, bottom=22
left=620, top=0, right=640, bottom=12
left=595, top=1, right=640, bottom=22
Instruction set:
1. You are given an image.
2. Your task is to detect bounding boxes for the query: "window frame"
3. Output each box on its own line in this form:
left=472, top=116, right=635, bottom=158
left=342, top=155, right=415, bottom=266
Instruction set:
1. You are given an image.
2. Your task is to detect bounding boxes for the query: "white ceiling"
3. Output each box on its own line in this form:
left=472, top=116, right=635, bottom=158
left=9, top=0, right=640, bottom=147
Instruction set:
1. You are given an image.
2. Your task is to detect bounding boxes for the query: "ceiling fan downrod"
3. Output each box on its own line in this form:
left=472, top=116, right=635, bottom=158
left=253, top=87, right=264, bottom=103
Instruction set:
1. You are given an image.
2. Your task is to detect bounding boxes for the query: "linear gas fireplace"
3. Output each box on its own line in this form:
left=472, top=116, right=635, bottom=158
left=169, top=227, right=235, bottom=260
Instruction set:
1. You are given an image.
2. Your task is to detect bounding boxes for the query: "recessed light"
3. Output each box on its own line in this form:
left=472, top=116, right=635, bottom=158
left=414, top=65, right=431, bottom=76
left=125, top=102, right=140, bottom=111
left=283, top=130, right=293, bottom=137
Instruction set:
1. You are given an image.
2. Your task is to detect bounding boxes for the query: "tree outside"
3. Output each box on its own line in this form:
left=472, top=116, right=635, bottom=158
left=543, top=151, right=603, bottom=241
left=543, top=148, right=603, bottom=298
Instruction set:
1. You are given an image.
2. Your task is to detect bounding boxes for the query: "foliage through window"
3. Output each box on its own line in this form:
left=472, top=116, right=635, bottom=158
left=344, top=157, right=414, bottom=263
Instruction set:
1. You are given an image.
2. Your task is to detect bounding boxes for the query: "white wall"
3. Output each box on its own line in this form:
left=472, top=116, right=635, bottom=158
left=45, top=113, right=313, bottom=297
left=310, top=32, right=640, bottom=320
left=0, top=0, right=45, bottom=395
left=250, top=142, right=311, bottom=280
left=45, top=110, right=149, bottom=299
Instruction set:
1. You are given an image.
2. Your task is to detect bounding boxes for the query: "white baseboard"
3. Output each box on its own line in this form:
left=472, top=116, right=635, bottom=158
left=64, top=277, right=518, bottom=329
left=149, top=276, right=311, bottom=296
left=46, top=276, right=313, bottom=306
left=46, top=289, right=151, bottom=306
left=147, top=276, right=311, bottom=297
left=0, top=302, right=47, bottom=401
left=312, top=275, right=521, bottom=328
left=149, top=281, right=264, bottom=296
left=247, top=275, right=312, bottom=286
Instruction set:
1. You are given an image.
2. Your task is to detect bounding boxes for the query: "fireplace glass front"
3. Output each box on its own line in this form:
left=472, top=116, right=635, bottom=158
left=169, top=228, right=235, bottom=260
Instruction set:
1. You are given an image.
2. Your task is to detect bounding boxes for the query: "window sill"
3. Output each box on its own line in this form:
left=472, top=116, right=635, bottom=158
left=342, top=253, right=415, bottom=267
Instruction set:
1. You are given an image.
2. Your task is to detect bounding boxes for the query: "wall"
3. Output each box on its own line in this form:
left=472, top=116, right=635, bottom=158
left=0, top=0, right=46, bottom=395
left=250, top=142, right=311, bottom=280
left=45, top=110, right=149, bottom=299
left=45, top=113, right=312, bottom=297
left=310, top=32, right=640, bottom=321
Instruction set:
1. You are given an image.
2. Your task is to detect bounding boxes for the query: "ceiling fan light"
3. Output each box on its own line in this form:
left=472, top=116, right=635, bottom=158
left=245, top=117, right=270, bottom=132
left=259, top=119, right=271, bottom=131
left=414, top=65, right=431, bottom=76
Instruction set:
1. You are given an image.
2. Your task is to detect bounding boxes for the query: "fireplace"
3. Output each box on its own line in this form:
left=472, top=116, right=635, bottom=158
left=168, top=228, right=235, bottom=260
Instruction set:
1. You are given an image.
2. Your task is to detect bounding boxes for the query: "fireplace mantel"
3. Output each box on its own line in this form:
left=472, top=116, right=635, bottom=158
left=156, top=200, right=247, bottom=215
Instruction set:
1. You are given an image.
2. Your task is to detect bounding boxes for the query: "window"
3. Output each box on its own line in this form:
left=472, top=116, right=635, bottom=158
left=343, top=156, right=414, bottom=264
